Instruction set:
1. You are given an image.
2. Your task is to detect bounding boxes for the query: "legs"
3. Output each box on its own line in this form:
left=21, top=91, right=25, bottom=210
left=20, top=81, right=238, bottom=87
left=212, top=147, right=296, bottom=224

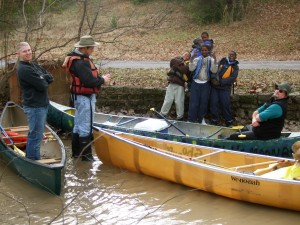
left=160, top=83, right=185, bottom=120
left=160, top=84, right=175, bottom=116
left=188, top=81, right=211, bottom=123
left=72, top=94, right=96, bottom=161
left=188, top=81, right=201, bottom=122
left=227, top=131, right=257, bottom=140
left=210, top=87, right=220, bottom=125
left=210, top=88, right=233, bottom=127
left=174, top=85, right=185, bottom=120
left=23, top=106, right=48, bottom=160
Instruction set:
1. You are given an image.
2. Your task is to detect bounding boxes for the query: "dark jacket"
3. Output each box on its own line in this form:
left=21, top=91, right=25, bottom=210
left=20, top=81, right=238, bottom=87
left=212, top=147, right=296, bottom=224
left=167, top=57, right=190, bottom=87
left=17, top=61, right=53, bottom=107
left=67, top=51, right=104, bottom=90
left=211, top=57, right=239, bottom=90
left=253, top=97, right=288, bottom=140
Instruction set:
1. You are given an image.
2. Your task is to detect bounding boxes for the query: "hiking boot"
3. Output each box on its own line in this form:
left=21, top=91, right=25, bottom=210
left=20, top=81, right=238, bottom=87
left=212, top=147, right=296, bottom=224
left=79, top=135, right=95, bottom=162
left=71, top=133, right=80, bottom=158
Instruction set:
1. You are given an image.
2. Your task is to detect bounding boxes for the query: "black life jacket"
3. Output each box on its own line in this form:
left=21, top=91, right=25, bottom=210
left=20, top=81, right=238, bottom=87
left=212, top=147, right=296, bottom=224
left=253, top=98, right=288, bottom=140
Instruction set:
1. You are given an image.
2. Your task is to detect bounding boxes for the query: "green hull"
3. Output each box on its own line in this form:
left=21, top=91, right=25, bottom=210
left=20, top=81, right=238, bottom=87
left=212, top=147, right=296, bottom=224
left=0, top=102, right=66, bottom=195
left=47, top=101, right=300, bottom=158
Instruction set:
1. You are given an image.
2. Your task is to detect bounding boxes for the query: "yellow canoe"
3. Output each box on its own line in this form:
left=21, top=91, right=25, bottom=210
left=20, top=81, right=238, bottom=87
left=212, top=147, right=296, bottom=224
left=93, top=127, right=300, bottom=211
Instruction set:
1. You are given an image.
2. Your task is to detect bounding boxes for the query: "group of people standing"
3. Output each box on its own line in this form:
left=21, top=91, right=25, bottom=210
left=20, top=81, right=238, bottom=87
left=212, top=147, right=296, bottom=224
left=160, top=32, right=239, bottom=127
left=160, top=31, right=292, bottom=141
left=16, top=35, right=110, bottom=161
left=15, top=32, right=292, bottom=162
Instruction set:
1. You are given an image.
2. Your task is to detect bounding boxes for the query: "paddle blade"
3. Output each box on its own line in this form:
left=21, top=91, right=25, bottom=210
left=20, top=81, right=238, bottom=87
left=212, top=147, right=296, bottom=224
left=232, top=126, right=244, bottom=130
left=150, top=108, right=155, bottom=111
left=13, top=145, right=26, bottom=157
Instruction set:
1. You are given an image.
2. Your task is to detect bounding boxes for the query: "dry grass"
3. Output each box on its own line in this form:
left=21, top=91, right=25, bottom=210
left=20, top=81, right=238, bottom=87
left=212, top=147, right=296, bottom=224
left=101, top=68, right=300, bottom=94
left=31, top=0, right=300, bottom=62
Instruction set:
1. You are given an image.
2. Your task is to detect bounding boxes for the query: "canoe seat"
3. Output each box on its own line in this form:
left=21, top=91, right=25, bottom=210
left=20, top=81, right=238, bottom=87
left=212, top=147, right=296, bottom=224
left=36, top=158, right=61, bottom=164
left=5, top=126, right=29, bottom=132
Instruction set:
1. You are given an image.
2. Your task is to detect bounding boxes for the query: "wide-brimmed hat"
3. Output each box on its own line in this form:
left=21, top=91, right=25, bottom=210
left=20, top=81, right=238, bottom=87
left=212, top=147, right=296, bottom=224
left=275, top=82, right=292, bottom=95
left=74, top=35, right=100, bottom=48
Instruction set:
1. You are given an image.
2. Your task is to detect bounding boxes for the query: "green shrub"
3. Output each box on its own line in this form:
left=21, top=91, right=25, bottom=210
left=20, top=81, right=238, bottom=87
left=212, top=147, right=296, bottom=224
left=184, top=0, right=250, bottom=25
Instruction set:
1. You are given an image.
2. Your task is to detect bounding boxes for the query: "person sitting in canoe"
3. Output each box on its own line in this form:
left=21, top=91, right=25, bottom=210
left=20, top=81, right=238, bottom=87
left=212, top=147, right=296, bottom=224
left=227, top=82, right=291, bottom=140
left=255, top=141, right=300, bottom=180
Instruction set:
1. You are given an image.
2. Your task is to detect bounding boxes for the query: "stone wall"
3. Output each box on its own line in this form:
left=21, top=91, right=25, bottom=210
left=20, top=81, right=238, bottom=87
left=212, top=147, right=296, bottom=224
left=97, top=86, right=300, bottom=125
left=8, top=65, right=300, bottom=128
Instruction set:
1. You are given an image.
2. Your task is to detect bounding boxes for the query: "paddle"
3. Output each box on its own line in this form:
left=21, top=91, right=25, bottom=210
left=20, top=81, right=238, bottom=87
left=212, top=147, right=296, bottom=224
left=0, top=125, right=26, bottom=157
left=150, top=108, right=189, bottom=137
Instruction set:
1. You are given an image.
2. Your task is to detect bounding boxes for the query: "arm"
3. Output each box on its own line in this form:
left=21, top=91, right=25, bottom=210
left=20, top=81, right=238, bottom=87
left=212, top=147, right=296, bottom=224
left=251, top=110, right=260, bottom=127
left=72, top=60, right=104, bottom=87
left=189, top=57, right=199, bottom=72
left=18, top=64, right=50, bottom=92
left=251, top=104, right=283, bottom=127
left=210, top=56, right=218, bottom=74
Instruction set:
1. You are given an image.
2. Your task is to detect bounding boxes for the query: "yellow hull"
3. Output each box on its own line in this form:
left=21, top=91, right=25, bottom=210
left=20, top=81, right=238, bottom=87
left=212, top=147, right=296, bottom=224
left=93, top=128, right=300, bottom=211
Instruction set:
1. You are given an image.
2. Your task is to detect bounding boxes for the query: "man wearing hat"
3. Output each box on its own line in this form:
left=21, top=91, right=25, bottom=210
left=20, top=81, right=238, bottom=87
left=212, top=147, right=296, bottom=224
left=64, top=35, right=111, bottom=161
left=228, top=82, right=291, bottom=140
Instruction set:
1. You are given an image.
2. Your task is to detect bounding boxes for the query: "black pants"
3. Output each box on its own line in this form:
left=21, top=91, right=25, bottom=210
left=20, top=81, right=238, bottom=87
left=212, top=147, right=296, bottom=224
left=227, top=131, right=258, bottom=140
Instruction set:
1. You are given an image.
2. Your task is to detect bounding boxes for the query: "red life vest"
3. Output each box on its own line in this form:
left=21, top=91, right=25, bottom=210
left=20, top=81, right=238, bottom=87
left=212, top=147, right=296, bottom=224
left=66, top=55, right=100, bottom=95
left=2, top=131, right=27, bottom=148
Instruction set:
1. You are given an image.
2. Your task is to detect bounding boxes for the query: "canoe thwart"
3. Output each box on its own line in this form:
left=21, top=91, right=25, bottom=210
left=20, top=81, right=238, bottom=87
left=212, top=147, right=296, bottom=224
left=5, top=126, right=29, bottom=132
left=230, top=160, right=294, bottom=172
left=36, top=158, right=61, bottom=164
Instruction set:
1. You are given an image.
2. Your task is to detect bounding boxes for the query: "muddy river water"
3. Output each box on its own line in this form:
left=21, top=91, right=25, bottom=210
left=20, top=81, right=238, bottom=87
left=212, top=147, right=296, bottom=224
left=0, top=138, right=299, bottom=225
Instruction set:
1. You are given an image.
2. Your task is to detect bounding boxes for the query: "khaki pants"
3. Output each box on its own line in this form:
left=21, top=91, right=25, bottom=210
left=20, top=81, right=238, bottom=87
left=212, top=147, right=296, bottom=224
left=160, top=83, right=185, bottom=119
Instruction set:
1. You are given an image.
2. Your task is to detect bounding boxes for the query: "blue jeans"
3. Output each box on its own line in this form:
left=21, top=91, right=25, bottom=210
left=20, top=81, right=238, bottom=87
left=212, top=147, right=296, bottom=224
left=23, top=106, right=48, bottom=160
left=210, top=87, right=233, bottom=125
left=73, top=94, right=96, bottom=137
left=188, top=81, right=211, bottom=123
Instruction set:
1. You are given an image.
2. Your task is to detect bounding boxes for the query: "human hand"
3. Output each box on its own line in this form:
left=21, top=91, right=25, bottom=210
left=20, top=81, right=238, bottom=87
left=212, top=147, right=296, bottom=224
left=211, top=51, right=217, bottom=61
left=42, top=73, right=54, bottom=84
left=211, top=78, right=220, bottom=86
left=251, top=120, right=260, bottom=127
left=103, top=74, right=111, bottom=85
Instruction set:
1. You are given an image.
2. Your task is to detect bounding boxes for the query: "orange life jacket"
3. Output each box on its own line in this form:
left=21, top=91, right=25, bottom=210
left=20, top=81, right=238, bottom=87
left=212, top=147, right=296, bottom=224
left=66, top=55, right=100, bottom=95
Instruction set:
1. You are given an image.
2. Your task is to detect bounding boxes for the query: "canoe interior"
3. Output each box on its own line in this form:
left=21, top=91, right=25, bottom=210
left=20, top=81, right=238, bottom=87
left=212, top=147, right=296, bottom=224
left=93, top=129, right=300, bottom=212
left=96, top=130, right=295, bottom=174
left=48, top=101, right=299, bottom=158
left=1, top=103, right=62, bottom=160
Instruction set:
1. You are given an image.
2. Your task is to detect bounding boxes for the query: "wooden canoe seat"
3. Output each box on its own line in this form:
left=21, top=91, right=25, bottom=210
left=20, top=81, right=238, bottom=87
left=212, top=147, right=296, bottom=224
left=5, top=126, right=29, bottom=132
left=36, top=158, right=61, bottom=164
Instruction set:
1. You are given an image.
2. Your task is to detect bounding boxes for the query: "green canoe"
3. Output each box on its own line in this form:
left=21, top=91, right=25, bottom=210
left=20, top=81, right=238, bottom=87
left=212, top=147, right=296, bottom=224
left=47, top=101, right=300, bottom=158
left=0, top=101, right=66, bottom=195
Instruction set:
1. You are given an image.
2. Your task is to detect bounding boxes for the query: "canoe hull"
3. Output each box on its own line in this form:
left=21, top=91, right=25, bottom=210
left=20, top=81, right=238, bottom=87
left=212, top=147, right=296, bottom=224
left=47, top=101, right=300, bottom=158
left=93, top=128, right=300, bottom=211
left=0, top=102, right=66, bottom=195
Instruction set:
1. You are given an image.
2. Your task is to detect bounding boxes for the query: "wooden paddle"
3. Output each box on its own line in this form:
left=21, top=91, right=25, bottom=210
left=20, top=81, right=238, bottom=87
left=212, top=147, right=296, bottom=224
left=150, top=108, right=189, bottom=137
left=0, top=125, right=26, bottom=157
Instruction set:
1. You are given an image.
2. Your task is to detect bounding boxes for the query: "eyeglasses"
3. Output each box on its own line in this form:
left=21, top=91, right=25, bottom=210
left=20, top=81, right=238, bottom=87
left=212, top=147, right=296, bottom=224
left=276, top=89, right=286, bottom=94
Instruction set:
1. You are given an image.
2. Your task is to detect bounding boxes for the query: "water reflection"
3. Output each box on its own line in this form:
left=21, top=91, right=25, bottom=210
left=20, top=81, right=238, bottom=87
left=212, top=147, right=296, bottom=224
left=0, top=137, right=299, bottom=225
